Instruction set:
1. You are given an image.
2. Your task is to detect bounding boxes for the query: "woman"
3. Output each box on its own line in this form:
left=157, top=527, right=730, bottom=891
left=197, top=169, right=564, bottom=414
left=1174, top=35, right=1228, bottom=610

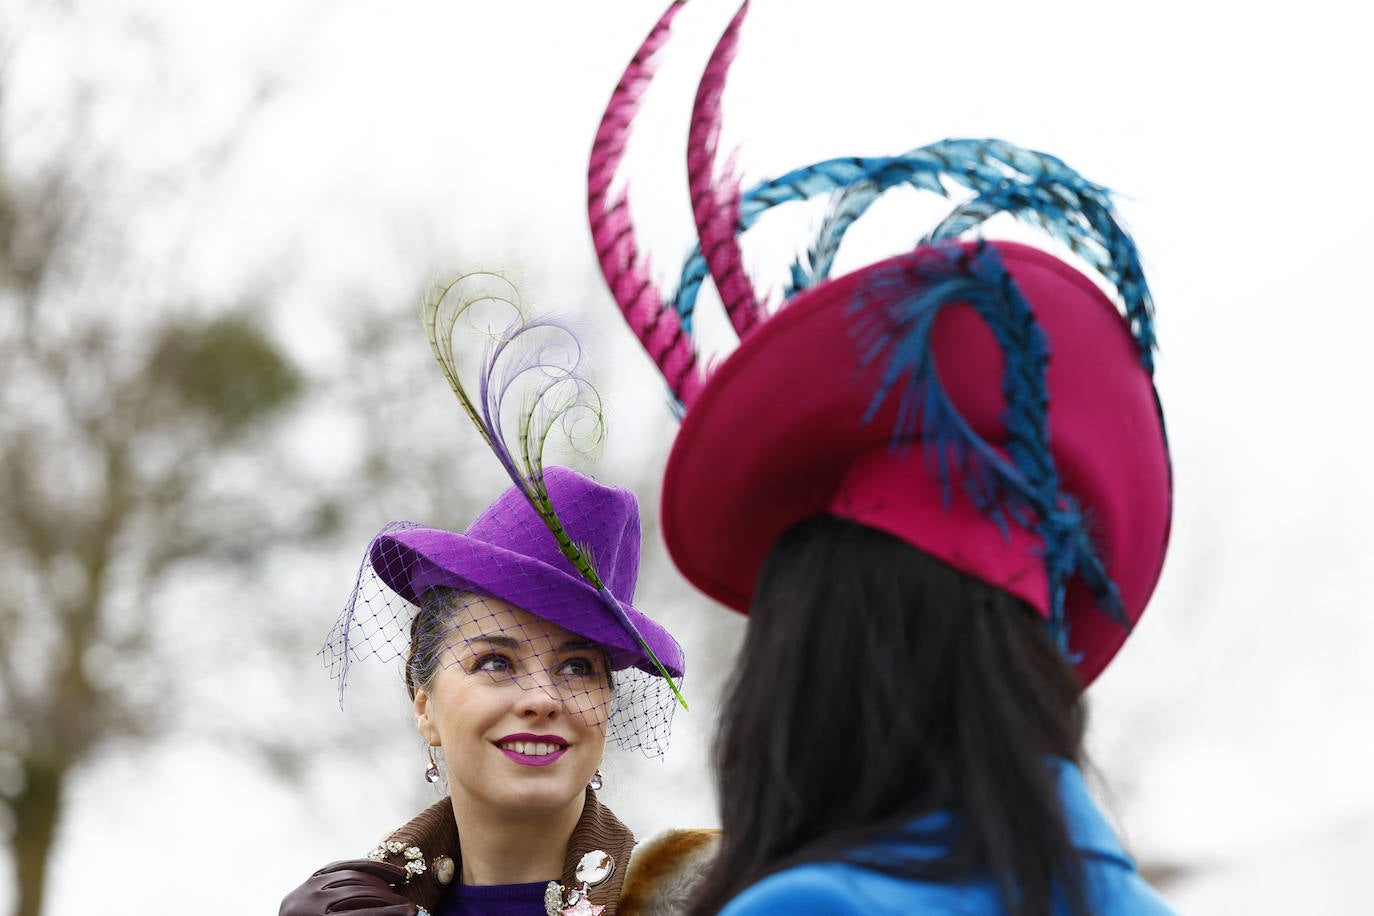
left=659, top=249, right=1178, bottom=913
left=281, top=277, right=716, bottom=916
left=589, top=5, right=1179, bottom=913
left=280, top=467, right=700, bottom=916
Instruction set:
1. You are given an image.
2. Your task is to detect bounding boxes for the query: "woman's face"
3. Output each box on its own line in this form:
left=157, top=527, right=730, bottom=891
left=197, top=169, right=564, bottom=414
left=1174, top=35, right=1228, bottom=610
left=413, top=593, right=611, bottom=817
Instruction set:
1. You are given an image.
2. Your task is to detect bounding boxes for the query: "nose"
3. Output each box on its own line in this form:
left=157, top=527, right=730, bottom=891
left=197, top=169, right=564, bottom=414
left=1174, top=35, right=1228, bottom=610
left=517, top=675, right=565, bottom=720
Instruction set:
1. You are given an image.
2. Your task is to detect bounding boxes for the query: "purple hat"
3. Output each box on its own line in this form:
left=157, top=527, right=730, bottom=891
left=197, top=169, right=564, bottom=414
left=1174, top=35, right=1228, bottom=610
left=368, top=466, right=684, bottom=678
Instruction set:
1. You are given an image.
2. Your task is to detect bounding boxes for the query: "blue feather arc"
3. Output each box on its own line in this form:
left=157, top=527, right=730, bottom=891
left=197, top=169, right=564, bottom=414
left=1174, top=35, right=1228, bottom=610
left=672, top=138, right=1155, bottom=373
left=851, top=241, right=1128, bottom=652
left=663, top=125, right=1156, bottom=657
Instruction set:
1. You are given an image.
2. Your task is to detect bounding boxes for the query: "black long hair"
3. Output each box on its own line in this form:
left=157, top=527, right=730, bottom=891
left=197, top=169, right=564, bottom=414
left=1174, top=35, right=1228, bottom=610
left=692, top=514, right=1090, bottom=916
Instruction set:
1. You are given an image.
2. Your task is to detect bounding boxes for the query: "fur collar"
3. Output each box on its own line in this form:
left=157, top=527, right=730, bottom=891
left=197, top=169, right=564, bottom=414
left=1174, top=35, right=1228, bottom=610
left=620, top=828, right=720, bottom=916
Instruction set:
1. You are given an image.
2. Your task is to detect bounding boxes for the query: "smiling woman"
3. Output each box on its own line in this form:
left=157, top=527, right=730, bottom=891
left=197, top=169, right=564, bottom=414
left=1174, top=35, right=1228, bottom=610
left=277, top=270, right=715, bottom=916
left=409, top=593, right=614, bottom=832
left=279, top=468, right=709, bottom=916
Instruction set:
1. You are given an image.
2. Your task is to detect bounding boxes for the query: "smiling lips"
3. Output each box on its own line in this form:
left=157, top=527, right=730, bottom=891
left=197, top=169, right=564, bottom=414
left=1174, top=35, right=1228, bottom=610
left=497, top=733, right=569, bottom=767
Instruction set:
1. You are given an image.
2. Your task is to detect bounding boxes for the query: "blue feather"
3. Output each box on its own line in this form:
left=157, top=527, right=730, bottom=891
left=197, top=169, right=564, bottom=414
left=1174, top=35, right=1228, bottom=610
left=665, top=136, right=1151, bottom=655
left=851, top=242, right=1128, bottom=649
left=672, top=138, right=1155, bottom=372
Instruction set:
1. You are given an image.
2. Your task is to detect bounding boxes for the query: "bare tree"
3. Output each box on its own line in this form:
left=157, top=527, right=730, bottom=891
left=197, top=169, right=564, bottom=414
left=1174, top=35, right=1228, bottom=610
left=0, top=310, right=310, bottom=916
left=0, top=4, right=331, bottom=914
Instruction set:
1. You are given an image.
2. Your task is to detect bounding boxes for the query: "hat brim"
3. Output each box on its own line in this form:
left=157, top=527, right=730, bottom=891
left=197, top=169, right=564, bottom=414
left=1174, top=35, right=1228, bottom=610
left=662, top=241, right=1170, bottom=685
left=371, top=527, right=685, bottom=678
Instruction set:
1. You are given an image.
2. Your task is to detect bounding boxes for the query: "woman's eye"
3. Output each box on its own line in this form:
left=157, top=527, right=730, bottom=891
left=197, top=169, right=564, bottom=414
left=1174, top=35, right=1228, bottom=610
left=472, top=654, right=512, bottom=673
left=556, top=656, right=597, bottom=678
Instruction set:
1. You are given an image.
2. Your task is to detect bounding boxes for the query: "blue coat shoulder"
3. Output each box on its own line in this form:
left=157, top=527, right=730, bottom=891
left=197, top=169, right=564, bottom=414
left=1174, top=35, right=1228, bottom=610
left=719, top=861, right=996, bottom=914
left=719, top=762, right=1179, bottom=916
left=721, top=857, right=1175, bottom=916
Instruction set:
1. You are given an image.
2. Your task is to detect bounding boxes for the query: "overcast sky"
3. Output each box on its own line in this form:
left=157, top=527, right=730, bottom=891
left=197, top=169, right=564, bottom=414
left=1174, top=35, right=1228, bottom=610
left=6, top=1, right=1371, bottom=913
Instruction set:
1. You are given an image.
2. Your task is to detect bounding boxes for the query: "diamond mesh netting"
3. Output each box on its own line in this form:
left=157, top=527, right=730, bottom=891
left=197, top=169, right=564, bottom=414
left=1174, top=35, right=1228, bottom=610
left=322, top=506, right=682, bottom=759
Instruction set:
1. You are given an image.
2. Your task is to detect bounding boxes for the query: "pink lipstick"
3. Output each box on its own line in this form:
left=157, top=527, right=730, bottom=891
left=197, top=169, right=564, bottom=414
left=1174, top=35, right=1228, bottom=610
left=495, top=733, right=569, bottom=767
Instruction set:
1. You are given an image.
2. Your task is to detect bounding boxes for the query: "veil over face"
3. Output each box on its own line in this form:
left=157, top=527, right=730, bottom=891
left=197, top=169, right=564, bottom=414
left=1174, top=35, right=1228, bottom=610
left=412, top=593, right=611, bottom=815
left=323, top=467, right=685, bottom=759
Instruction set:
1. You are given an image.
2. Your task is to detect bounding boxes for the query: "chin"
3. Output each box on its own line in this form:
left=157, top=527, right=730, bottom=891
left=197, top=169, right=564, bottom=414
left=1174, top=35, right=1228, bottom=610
left=490, top=778, right=588, bottom=815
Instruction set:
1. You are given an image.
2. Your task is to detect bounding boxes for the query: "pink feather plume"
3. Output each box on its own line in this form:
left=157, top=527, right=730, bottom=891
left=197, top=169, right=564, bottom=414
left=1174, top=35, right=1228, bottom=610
left=587, top=0, right=704, bottom=408
left=688, top=1, right=762, bottom=340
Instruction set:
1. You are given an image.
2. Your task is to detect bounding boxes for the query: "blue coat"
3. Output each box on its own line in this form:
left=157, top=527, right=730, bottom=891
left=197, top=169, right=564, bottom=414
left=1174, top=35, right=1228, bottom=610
left=719, top=762, right=1176, bottom=915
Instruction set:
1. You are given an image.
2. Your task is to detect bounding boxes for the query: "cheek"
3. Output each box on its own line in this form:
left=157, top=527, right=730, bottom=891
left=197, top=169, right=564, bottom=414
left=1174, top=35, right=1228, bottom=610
left=430, top=680, right=504, bottom=737
left=563, top=681, right=614, bottom=734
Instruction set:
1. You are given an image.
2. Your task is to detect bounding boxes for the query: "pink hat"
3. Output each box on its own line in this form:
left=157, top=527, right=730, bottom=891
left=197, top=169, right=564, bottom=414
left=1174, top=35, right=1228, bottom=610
left=660, top=241, right=1171, bottom=685
left=587, top=2, right=1170, bottom=684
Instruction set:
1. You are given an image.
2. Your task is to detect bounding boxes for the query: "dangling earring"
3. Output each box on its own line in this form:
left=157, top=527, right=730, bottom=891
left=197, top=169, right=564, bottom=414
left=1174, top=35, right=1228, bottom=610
left=425, top=747, right=442, bottom=784
left=588, top=768, right=603, bottom=791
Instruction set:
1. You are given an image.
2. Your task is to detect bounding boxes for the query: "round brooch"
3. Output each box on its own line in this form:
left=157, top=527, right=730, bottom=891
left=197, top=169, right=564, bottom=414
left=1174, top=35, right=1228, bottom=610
left=574, top=849, right=615, bottom=886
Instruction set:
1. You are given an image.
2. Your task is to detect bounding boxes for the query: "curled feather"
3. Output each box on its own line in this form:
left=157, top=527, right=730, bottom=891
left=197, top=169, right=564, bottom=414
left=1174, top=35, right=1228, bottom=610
left=675, top=140, right=1154, bottom=371
left=423, top=273, right=689, bottom=709
left=787, top=178, right=881, bottom=297
left=674, top=153, right=928, bottom=326
left=853, top=243, right=1127, bottom=648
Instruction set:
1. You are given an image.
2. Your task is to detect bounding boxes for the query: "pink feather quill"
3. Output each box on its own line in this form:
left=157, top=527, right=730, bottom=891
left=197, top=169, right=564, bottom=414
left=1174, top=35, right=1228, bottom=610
left=587, top=0, right=705, bottom=408
left=688, top=1, right=762, bottom=339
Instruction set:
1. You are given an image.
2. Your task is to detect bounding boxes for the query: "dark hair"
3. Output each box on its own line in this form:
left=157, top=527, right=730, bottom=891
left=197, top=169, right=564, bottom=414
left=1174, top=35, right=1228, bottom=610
left=405, top=587, right=467, bottom=698
left=692, top=514, right=1089, bottom=916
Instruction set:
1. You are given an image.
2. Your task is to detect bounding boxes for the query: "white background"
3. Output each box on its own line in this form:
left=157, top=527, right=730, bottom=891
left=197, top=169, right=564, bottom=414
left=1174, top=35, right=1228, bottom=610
left=4, top=1, right=1371, bottom=913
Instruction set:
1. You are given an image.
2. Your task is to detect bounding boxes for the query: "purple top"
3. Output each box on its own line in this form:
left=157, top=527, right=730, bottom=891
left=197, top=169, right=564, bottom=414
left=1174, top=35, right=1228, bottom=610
left=436, top=880, right=553, bottom=916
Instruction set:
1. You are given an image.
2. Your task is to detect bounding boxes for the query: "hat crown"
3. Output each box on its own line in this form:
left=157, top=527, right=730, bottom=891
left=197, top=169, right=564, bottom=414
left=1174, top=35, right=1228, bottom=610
left=464, top=465, right=640, bottom=603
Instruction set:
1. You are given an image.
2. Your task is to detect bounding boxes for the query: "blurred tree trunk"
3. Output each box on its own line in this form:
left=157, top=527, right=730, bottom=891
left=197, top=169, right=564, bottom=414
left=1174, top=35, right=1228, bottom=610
left=10, top=760, right=62, bottom=916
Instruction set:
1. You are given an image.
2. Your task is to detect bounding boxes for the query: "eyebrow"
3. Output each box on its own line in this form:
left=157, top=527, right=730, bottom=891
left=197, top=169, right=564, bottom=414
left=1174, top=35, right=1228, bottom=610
left=466, top=635, right=519, bottom=649
left=464, top=635, right=598, bottom=653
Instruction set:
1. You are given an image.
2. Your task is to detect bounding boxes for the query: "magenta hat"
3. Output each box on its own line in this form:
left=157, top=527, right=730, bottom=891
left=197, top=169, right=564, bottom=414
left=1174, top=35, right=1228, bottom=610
left=588, top=6, right=1169, bottom=685
left=661, top=241, right=1171, bottom=685
left=369, top=466, right=684, bottom=677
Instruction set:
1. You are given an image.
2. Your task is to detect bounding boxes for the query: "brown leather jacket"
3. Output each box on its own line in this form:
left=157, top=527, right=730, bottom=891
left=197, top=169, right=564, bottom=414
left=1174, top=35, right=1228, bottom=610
left=364, top=788, right=718, bottom=916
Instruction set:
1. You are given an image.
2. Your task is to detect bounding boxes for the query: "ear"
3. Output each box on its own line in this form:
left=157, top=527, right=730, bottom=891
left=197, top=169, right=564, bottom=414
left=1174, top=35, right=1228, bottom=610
left=413, top=686, right=440, bottom=746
